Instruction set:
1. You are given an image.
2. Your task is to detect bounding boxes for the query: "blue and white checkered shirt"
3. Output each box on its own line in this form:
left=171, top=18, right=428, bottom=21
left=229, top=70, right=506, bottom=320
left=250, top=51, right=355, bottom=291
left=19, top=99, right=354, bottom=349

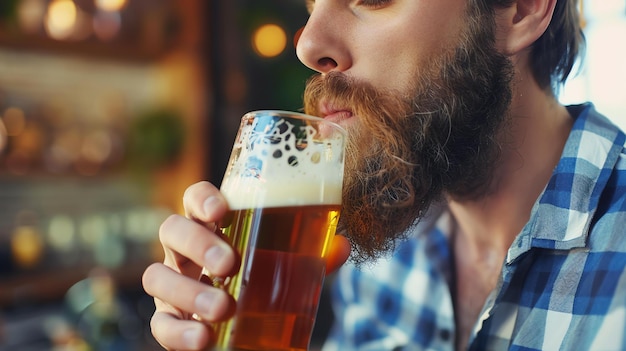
left=323, top=103, right=626, bottom=350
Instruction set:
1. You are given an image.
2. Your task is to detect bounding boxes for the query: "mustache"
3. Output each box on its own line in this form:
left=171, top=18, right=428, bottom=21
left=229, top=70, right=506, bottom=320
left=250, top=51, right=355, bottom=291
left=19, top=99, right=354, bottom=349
left=303, top=72, right=359, bottom=117
left=303, top=72, right=413, bottom=143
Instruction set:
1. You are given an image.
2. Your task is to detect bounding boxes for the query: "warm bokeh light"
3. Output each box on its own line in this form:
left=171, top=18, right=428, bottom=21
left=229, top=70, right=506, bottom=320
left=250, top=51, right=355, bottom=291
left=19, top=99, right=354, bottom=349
left=52, top=128, right=81, bottom=159
left=18, top=0, right=47, bottom=34
left=252, top=23, right=287, bottom=58
left=45, top=0, right=78, bottom=40
left=81, top=129, right=113, bottom=164
left=3, top=107, right=27, bottom=137
left=11, top=225, right=45, bottom=268
left=0, top=119, right=7, bottom=153
left=95, top=0, right=128, bottom=12
left=6, top=120, right=44, bottom=174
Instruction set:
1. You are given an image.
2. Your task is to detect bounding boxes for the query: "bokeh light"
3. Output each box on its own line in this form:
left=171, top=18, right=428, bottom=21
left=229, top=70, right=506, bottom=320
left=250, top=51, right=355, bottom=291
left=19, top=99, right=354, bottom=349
left=81, top=129, right=113, bottom=164
left=95, top=0, right=128, bottom=12
left=45, top=0, right=78, bottom=40
left=11, top=225, right=45, bottom=269
left=17, top=0, right=47, bottom=34
left=0, top=118, right=7, bottom=153
left=252, top=23, right=287, bottom=58
left=3, top=107, right=27, bottom=137
left=47, top=215, right=77, bottom=253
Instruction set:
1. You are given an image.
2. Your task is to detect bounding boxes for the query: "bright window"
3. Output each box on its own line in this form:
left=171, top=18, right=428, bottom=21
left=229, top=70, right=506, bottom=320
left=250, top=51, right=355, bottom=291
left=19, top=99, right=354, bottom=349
left=559, top=0, right=626, bottom=130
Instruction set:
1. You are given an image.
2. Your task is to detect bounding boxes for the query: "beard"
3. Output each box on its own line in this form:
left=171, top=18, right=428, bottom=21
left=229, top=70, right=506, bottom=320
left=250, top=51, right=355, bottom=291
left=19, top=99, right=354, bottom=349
left=303, top=3, right=514, bottom=264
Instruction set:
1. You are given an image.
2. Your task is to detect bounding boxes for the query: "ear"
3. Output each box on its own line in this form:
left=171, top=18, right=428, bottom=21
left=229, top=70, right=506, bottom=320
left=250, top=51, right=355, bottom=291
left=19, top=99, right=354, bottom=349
left=497, top=0, right=557, bottom=55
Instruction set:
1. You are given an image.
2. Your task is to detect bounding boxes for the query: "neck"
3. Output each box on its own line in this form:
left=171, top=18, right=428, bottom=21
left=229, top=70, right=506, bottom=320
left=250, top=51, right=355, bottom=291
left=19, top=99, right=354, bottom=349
left=448, top=67, right=573, bottom=255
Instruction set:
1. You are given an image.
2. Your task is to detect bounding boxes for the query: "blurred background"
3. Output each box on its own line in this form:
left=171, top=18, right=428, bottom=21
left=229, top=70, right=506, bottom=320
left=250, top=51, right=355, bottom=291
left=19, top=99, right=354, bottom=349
left=0, top=0, right=623, bottom=350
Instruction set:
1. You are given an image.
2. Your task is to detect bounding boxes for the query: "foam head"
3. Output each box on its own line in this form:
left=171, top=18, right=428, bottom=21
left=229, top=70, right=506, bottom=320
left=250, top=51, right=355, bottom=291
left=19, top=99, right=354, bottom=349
left=220, top=111, right=347, bottom=209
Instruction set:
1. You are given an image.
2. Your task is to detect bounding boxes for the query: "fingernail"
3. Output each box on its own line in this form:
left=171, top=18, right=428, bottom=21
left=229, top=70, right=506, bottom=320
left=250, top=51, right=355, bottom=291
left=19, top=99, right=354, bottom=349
left=183, top=328, right=201, bottom=349
left=203, top=196, right=221, bottom=219
left=195, top=291, right=216, bottom=315
left=204, top=245, right=226, bottom=271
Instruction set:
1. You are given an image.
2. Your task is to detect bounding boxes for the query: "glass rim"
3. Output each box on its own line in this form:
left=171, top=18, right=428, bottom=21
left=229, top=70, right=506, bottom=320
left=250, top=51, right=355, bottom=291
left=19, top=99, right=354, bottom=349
left=243, top=110, right=348, bottom=137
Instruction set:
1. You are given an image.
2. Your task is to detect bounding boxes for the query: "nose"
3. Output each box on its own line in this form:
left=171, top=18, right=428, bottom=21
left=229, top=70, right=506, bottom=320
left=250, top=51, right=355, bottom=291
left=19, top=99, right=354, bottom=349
left=295, top=4, right=351, bottom=74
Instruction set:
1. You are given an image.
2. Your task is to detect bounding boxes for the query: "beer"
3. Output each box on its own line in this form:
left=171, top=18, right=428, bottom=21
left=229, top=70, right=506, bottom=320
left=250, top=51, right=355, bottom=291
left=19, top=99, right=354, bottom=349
left=215, top=204, right=341, bottom=351
left=209, top=111, right=346, bottom=351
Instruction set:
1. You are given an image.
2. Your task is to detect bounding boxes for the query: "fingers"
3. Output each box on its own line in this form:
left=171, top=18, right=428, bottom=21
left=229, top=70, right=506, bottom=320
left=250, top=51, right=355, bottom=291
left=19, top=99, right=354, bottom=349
left=183, top=181, right=229, bottom=223
left=144, top=263, right=236, bottom=322
left=150, top=311, right=212, bottom=350
left=326, top=235, right=351, bottom=273
left=159, top=214, right=238, bottom=278
left=144, top=181, right=239, bottom=350
left=143, top=263, right=237, bottom=350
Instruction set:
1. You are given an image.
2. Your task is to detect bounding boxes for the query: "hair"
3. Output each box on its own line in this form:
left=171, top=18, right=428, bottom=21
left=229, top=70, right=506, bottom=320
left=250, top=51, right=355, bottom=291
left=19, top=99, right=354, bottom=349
left=481, top=0, right=585, bottom=93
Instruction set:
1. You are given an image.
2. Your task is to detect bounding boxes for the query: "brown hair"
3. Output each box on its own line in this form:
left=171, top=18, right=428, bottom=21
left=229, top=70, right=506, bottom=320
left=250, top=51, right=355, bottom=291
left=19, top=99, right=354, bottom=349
left=483, top=0, right=585, bottom=93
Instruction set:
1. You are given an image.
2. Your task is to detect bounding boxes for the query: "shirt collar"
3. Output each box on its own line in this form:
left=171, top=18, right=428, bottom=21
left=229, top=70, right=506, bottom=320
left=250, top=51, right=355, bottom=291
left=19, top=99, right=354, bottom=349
left=507, top=103, right=626, bottom=264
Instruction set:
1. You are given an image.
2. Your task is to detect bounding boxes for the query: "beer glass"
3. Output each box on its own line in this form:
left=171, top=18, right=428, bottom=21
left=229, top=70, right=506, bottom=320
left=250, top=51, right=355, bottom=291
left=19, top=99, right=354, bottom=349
left=209, top=110, right=347, bottom=350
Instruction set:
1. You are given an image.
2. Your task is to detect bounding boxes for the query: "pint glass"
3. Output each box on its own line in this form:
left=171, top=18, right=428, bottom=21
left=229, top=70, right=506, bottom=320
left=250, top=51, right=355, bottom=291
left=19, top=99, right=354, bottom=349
left=210, top=110, right=347, bottom=350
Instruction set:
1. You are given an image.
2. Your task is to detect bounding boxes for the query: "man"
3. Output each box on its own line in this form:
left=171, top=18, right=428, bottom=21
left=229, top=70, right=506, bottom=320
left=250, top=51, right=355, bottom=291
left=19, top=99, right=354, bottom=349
left=142, top=0, right=626, bottom=349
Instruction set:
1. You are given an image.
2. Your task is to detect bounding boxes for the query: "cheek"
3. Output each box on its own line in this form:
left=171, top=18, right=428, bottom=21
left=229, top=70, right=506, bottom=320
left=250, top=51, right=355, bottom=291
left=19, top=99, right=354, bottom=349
left=353, top=25, right=455, bottom=93
left=353, top=36, right=424, bottom=93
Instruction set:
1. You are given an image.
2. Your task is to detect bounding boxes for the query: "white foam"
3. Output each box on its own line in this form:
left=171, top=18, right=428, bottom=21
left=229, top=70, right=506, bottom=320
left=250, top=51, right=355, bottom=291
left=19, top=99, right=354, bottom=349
left=222, top=178, right=342, bottom=209
left=220, top=112, right=345, bottom=209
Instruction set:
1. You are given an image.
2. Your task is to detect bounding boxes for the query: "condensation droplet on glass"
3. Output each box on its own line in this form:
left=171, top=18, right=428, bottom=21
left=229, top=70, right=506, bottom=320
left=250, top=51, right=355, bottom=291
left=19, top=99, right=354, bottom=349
left=310, top=152, right=320, bottom=164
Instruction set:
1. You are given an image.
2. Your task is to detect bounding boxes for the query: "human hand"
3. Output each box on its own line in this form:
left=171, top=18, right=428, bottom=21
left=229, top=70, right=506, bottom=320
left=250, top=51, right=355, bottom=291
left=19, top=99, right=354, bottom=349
left=142, top=181, right=351, bottom=350
left=142, top=181, right=238, bottom=350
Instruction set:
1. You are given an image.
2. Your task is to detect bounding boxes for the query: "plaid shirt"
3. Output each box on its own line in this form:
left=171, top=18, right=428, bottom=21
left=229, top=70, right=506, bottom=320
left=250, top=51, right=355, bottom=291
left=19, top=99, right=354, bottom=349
left=323, top=103, right=626, bottom=350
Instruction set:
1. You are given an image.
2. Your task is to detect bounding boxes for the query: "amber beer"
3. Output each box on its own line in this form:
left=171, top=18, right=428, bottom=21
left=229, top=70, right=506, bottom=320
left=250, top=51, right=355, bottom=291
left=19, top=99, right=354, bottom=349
left=216, top=204, right=341, bottom=350
left=210, top=111, right=346, bottom=351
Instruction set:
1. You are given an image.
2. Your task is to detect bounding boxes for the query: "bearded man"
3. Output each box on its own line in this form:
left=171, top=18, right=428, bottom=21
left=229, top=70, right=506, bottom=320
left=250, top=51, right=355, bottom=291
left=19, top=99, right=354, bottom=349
left=142, top=0, right=626, bottom=349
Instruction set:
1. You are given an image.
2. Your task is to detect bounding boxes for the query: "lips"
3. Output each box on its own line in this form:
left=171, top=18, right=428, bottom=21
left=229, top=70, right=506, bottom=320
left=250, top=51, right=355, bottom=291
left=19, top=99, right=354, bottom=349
left=319, top=102, right=354, bottom=126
